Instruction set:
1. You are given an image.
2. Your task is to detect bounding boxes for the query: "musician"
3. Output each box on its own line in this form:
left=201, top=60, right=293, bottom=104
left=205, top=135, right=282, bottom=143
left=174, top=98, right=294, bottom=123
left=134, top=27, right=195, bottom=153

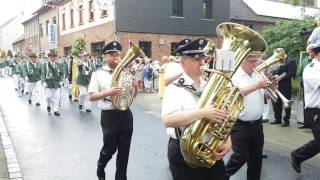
left=270, top=49, right=296, bottom=127
left=290, top=44, right=320, bottom=173
left=307, top=18, right=320, bottom=46
left=164, top=39, right=191, bottom=86
left=162, top=38, right=230, bottom=180
left=225, top=53, right=271, bottom=180
left=77, top=52, right=93, bottom=112
left=67, top=55, right=74, bottom=100
left=23, top=53, right=41, bottom=106
left=89, top=41, right=139, bottom=180
left=41, top=52, right=64, bottom=116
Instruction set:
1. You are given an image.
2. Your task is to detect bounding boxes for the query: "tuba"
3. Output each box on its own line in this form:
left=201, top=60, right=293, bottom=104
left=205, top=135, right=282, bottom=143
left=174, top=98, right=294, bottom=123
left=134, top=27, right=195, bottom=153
left=111, top=41, right=145, bottom=111
left=179, top=22, right=267, bottom=168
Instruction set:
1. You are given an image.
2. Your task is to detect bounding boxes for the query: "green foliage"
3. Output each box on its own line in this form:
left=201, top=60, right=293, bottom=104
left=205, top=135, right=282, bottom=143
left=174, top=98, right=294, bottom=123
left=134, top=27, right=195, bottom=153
left=261, top=18, right=315, bottom=62
left=71, top=38, right=87, bottom=57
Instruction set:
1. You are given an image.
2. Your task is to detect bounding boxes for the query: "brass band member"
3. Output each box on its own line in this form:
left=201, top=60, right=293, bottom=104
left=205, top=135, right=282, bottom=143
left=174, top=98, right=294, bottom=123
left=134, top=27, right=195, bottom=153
left=23, top=53, right=41, bottom=106
left=225, top=53, right=271, bottom=180
left=42, top=52, right=64, bottom=116
left=77, top=52, right=93, bottom=112
left=162, top=38, right=230, bottom=180
left=291, top=44, right=320, bottom=173
left=89, top=41, right=139, bottom=180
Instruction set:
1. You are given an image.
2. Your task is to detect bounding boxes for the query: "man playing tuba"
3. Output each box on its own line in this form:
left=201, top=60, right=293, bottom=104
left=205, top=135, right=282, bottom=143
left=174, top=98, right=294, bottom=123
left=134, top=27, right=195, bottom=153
left=162, top=38, right=230, bottom=180
left=89, top=41, right=139, bottom=180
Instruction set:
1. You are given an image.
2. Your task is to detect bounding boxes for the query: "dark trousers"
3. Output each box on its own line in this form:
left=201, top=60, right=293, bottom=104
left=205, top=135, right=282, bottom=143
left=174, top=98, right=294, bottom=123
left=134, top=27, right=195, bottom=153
left=292, top=108, right=320, bottom=163
left=168, top=138, right=227, bottom=180
left=97, top=109, right=133, bottom=180
left=272, top=93, right=291, bottom=122
left=225, top=120, right=264, bottom=180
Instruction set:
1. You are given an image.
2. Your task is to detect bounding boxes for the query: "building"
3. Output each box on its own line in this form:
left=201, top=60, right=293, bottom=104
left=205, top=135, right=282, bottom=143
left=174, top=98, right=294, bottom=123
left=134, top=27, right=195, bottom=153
left=0, top=13, right=25, bottom=52
left=22, top=15, right=40, bottom=54
left=12, top=35, right=26, bottom=53
left=58, top=0, right=230, bottom=59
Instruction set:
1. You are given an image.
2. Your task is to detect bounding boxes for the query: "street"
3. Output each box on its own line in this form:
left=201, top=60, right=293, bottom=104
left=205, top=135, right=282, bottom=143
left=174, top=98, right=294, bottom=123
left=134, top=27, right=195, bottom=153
left=0, top=77, right=320, bottom=180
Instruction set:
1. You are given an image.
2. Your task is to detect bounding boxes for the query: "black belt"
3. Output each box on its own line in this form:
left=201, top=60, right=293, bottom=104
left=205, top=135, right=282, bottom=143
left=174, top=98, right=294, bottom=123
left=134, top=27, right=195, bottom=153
left=237, top=117, right=262, bottom=125
left=306, top=108, right=320, bottom=114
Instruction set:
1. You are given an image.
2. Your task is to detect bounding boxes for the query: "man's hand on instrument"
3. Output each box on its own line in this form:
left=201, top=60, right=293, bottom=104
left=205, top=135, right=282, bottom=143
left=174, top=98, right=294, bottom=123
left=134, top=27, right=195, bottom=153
left=214, top=137, right=232, bottom=160
left=107, top=87, right=123, bottom=97
left=256, top=78, right=270, bottom=89
left=202, top=106, right=228, bottom=123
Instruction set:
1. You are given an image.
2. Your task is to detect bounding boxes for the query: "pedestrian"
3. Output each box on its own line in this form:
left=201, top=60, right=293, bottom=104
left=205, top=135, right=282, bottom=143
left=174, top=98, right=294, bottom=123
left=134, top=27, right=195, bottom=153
left=89, top=41, right=139, bottom=180
left=142, top=58, right=153, bottom=93
left=225, top=53, right=271, bottom=180
left=162, top=38, right=230, bottom=180
left=270, top=49, right=296, bottom=127
left=41, top=52, right=64, bottom=116
left=290, top=44, right=320, bottom=173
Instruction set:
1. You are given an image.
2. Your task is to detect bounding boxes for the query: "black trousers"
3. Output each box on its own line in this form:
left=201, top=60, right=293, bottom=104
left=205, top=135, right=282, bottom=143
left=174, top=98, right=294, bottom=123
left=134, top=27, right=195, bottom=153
left=167, top=138, right=227, bottom=180
left=272, top=92, right=291, bottom=122
left=292, top=108, right=320, bottom=163
left=225, top=120, right=264, bottom=180
left=97, top=109, right=133, bottom=180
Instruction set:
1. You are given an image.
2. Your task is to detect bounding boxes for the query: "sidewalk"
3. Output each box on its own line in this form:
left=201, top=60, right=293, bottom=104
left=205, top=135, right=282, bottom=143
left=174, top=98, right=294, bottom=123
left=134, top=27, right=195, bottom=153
left=135, top=92, right=320, bottom=168
left=0, top=108, right=9, bottom=180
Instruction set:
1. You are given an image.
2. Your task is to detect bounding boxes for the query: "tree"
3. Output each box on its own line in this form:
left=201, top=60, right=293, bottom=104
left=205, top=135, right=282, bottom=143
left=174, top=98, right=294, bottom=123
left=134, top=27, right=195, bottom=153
left=260, top=18, right=315, bottom=62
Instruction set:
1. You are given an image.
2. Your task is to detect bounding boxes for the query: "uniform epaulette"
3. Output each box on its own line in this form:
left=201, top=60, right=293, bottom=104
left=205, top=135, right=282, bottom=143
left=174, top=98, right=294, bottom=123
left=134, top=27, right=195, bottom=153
left=309, top=62, right=315, bottom=67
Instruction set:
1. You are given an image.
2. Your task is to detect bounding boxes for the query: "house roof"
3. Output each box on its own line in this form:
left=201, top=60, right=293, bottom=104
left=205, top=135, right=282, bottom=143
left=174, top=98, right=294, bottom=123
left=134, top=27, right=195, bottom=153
left=12, top=34, right=25, bottom=45
left=243, top=0, right=320, bottom=20
left=21, top=14, right=37, bottom=25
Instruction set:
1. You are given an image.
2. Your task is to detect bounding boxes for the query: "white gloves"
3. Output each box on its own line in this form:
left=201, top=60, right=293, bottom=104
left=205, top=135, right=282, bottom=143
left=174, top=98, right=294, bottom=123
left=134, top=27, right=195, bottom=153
left=43, top=82, right=47, bottom=88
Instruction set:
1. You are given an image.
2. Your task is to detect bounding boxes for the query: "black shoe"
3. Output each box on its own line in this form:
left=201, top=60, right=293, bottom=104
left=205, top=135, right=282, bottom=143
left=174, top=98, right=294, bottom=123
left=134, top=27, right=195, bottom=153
left=282, top=122, right=290, bottom=127
left=97, top=168, right=105, bottom=180
left=36, top=103, right=40, bottom=106
left=54, top=111, right=60, bottom=116
left=98, top=177, right=105, bottom=180
left=298, top=124, right=308, bottom=129
left=270, top=120, right=281, bottom=124
left=86, top=109, right=92, bottom=113
left=79, top=105, right=83, bottom=110
left=291, top=151, right=301, bottom=173
left=28, top=100, right=32, bottom=104
left=262, top=119, right=269, bottom=123
left=21, top=90, right=24, bottom=94
left=47, top=106, right=51, bottom=113
left=69, top=95, right=72, bottom=100
left=26, top=92, right=28, bottom=95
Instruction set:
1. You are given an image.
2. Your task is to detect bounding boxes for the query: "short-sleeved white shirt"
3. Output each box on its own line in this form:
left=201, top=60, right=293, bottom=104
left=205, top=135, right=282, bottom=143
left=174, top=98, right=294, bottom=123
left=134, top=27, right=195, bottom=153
left=232, top=67, right=265, bottom=121
left=308, top=27, right=320, bottom=46
left=164, top=61, right=183, bottom=81
left=303, top=59, right=320, bottom=109
left=162, top=73, right=206, bottom=139
left=88, top=65, right=114, bottom=110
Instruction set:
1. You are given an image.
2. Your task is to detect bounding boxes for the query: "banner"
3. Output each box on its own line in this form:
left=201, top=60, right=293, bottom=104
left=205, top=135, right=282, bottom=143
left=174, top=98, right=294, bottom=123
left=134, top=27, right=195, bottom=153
left=48, top=24, right=58, bottom=49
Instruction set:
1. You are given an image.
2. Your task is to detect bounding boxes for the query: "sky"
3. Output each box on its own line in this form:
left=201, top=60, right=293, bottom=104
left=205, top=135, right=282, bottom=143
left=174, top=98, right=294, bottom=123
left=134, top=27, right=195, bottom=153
left=0, top=0, right=42, bottom=26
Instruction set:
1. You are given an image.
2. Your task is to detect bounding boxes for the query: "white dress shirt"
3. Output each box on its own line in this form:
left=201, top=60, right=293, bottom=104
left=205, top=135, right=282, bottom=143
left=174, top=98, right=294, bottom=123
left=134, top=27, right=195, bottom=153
left=88, top=65, right=114, bottom=110
left=232, top=67, right=265, bottom=121
left=303, top=59, right=320, bottom=109
left=164, top=61, right=183, bottom=81
left=162, top=73, right=206, bottom=139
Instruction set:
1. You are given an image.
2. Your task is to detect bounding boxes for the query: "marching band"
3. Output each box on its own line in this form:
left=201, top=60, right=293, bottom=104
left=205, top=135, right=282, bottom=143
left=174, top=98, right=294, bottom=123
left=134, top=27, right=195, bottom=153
left=1, top=21, right=320, bottom=180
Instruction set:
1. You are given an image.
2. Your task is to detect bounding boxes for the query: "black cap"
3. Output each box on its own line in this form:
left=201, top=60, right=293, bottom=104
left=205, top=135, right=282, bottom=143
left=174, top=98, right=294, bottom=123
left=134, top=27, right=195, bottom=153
left=173, top=38, right=208, bottom=59
left=312, top=43, right=320, bottom=54
left=174, top=38, right=192, bottom=51
left=102, top=41, right=122, bottom=54
left=47, top=52, right=57, bottom=57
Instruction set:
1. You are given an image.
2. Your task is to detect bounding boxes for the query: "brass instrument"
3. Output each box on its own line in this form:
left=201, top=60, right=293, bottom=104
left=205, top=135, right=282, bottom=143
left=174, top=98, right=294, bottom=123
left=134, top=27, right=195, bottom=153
left=111, top=41, right=145, bottom=111
left=179, top=22, right=267, bottom=168
left=72, top=55, right=92, bottom=75
left=255, top=48, right=294, bottom=108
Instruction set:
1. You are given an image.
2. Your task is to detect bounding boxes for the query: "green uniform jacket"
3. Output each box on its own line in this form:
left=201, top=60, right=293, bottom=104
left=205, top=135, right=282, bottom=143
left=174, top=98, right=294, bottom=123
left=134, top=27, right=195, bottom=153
left=12, top=60, right=20, bottom=75
left=0, top=60, right=4, bottom=68
left=23, top=61, right=41, bottom=82
left=76, top=63, right=94, bottom=86
left=18, top=62, right=26, bottom=78
left=42, top=61, right=64, bottom=89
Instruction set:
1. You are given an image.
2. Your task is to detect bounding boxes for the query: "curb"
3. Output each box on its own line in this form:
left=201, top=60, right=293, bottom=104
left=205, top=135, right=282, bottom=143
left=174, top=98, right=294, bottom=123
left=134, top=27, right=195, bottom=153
left=0, top=110, right=23, bottom=180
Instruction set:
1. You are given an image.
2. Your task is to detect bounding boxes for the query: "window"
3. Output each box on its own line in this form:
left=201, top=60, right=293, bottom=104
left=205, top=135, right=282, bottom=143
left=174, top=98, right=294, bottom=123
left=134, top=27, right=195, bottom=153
left=70, top=9, right=74, bottom=27
left=46, top=20, right=49, bottom=35
left=52, top=16, right=56, bottom=24
left=172, top=0, right=183, bottom=17
left=64, top=46, right=71, bottom=57
left=91, top=42, right=105, bottom=59
left=89, top=0, right=94, bottom=21
left=101, top=10, right=108, bottom=17
left=62, top=13, right=66, bottom=30
left=203, top=0, right=213, bottom=19
left=139, top=41, right=152, bottom=58
left=244, top=23, right=254, bottom=29
left=171, top=42, right=178, bottom=55
left=40, top=23, right=43, bottom=37
left=79, top=5, right=83, bottom=25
